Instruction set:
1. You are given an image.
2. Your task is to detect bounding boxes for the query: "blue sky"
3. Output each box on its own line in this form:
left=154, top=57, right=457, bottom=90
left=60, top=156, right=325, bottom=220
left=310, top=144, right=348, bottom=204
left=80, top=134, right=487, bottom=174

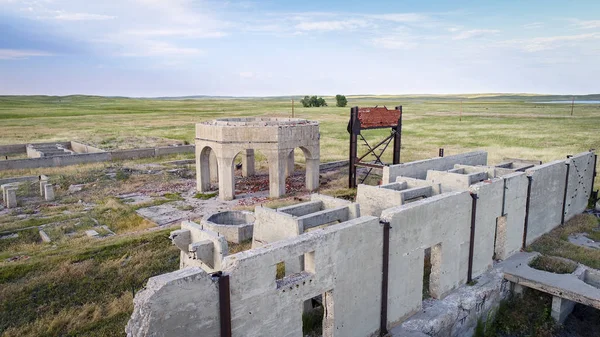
left=1, top=0, right=599, bottom=96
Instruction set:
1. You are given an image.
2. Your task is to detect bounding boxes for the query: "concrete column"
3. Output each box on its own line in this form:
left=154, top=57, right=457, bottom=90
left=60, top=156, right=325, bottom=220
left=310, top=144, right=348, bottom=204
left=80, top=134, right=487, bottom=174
left=217, top=157, right=235, bottom=201
left=242, top=149, right=255, bottom=177
left=268, top=151, right=287, bottom=198
left=510, top=282, right=525, bottom=296
left=6, top=188, right=17, bottom=208
left=285, top=151, right=294, bottom=178
left=196, top=147, right=211, bottom=192
left=40, top=181, right=48, bottom=197
left=305, top=158, right=320, bottom=191
left=209, top=150, right=218, bottom=182
left=551, top=295, right=575, bottom=323
left=44, top=184, right=55, bottom=201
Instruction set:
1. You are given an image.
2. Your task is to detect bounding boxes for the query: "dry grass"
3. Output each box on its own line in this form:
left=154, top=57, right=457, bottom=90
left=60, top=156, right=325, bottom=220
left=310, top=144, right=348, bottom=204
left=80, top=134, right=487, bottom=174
left=529, top=255, right=578, bottom=274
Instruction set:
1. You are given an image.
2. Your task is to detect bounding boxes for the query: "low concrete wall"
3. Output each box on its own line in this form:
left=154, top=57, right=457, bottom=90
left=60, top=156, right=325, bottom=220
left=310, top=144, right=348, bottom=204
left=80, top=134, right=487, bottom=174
left=0, top=175, right=39, bottom=185
left=70, top=141, right=105, bottom=154
left=383, top=151, right=488, bottom=183
left=110, top=148, right=156, bottom=161
left=154, top=145, right=195, bottom=156
left=0, top=152, right=111, bottom=170
left=320, top=160, right=349, bottom=171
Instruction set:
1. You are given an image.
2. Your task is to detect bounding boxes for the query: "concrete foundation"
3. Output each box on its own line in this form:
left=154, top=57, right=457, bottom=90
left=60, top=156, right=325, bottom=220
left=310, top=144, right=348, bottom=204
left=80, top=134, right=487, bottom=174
left=195, top=118, right=320, bottom=200
left=201, top=211, right=254, bottom=244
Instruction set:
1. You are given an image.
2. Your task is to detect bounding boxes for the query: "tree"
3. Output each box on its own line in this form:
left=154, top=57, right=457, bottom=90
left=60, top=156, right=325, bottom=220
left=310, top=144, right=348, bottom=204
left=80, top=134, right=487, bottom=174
left=300, top=95, right=327, bottom=107
left=335, top=94, right=347, bottom=107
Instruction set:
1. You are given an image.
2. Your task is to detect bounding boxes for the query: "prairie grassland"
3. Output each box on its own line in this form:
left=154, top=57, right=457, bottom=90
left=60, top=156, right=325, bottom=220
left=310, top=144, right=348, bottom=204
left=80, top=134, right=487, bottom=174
left=1, top=95, right=598, bottom=188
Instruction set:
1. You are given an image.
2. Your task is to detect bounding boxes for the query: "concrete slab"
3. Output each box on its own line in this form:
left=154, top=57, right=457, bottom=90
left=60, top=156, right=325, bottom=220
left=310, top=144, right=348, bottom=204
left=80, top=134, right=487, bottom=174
left=568, top=233, right=600, bottom=250
left=135, top=201, right=195, bottom=226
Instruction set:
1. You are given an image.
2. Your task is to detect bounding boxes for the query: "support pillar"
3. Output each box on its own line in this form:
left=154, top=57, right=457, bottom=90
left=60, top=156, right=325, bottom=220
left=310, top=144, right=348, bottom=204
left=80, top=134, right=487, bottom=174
left=217, top=157, right=235, bottom=201
left=241, top=149, right=255, bottom=177
left=551, top=296, right=575, bottom=324
left=268, top=151, right=287, bottom=198
left=306, top=158, right=320, bottom=191
left=510, top=282, right=525, bottom=296
left=285, top=151, right=294, bottom=178
left=40, top=180, right=48, bottom=196
left=196, top=147, right=211, bottom=193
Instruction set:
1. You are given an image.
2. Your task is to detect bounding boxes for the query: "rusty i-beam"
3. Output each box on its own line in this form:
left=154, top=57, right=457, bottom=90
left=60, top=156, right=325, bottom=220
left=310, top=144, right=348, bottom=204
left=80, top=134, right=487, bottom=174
left=348, top=106, right=402, bottom=188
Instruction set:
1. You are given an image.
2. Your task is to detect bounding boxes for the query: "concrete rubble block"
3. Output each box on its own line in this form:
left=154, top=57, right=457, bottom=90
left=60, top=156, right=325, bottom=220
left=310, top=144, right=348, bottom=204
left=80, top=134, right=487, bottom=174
left=85, top=230, right=100, bottom=238
left=5, top=188, right=17, bottom=208
left=195, top=118, right=320, bottom=200
left=39, top=229, right=52, bottom=242
left=44, top=184, right=55, bottom=201
left=39, top=180, right=48, bottom=196
left=201, top=210, right=254, bottom=244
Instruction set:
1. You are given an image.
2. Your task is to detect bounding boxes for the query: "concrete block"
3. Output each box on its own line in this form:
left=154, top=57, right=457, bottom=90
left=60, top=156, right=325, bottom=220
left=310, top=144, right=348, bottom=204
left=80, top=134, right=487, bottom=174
left=5, top=188, right=17, bottom=208
left=44, top=184, right=55, bottom=201
left=201, top=210, right=254, bottom=243
left=40, top=181, right=48, bottom=196
left=39, top=229, right=52, bottom=242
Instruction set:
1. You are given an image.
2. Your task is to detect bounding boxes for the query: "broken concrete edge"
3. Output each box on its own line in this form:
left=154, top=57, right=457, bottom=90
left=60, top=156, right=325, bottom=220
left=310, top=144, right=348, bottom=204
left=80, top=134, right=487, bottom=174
left=504, top=252, right=600, bottom=313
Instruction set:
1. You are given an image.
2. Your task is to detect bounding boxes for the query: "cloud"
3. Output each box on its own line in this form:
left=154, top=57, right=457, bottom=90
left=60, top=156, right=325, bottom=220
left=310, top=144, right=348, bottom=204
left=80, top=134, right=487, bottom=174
left=124, top=29, right=227, bottom=38
left=295, top=19, right=370, bottom=32
left=51, top=11, right=116, bottom=21
left=367, top=13, right=429, bottom=23
left=502, top=33, right=600, bottom=52
left=239, top=71, right=254, bottom=78
left=116, top=40, right=204, bottom=57
left=571, top=19, right=600, bottom=30
left=0, top=49, right=53, bottom=60
left=523, top=22, right=543, bottom=29
left=452, top=29, right=500, bottom=40
left=371, top=36, right=416, bottom=50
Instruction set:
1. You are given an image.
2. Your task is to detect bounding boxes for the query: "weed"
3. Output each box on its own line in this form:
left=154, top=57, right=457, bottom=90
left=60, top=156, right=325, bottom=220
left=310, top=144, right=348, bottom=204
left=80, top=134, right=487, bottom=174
left=194, top=192, right=218, bottom=200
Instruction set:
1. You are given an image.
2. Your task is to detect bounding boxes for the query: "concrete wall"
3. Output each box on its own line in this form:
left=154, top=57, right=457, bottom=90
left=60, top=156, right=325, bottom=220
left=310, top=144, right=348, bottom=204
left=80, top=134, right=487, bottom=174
left=496, top=172, right=528, bottom=260
left=70, top=141, right=105, bottom=153
left=564, top=151, right=596, bottom=221
left=469, top=178, right=504, bottom=277
left=525, top=160, right=568, bottom=245
left=381, top=192, right=472, bottom=327
left=155, top=145, right=195, bottom=156
left=126, top=267, right=220, bottom=337
left=382, top=151, right=488, bottom=183
left=128, top=216, right=382, bottom=337
left=111, top=149, right=157, bottom=160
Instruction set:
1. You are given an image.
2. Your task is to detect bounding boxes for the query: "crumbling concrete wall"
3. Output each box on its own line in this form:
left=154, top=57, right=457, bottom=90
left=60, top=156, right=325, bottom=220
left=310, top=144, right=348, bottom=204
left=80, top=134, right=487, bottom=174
left=128, top=216, right=382, bottom=337
left=381, top=191, right=472, bottom=327
left=525, top=160, right=568, bottom=245
left=382, top=151, right=487, bottom=183
left=126, top=268, right=220, bottom=337
left=495, top=172, right=528, bottom=260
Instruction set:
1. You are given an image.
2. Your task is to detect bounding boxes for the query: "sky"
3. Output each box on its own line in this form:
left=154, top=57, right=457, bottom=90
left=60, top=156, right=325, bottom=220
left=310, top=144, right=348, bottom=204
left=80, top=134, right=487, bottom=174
left=1, top=0, right=600, bottom=97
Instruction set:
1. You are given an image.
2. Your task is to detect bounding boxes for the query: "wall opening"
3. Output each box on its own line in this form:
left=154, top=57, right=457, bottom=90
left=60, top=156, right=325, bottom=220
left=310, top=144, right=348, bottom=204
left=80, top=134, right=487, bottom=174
left=423, top=247, right=432, bottom=299
left=303, top=295, right=324, bottom=336
left=494, top=216, right=507, bottom=259
left=275, top=251, right=315, bottom=287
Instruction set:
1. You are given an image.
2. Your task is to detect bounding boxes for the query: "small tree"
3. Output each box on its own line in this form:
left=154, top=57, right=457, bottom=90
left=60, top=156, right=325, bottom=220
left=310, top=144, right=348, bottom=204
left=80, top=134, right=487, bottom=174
left=335, top=94, right=347, bottom=107
left=317, top=97, right=327, bottom=107
left=300, top=96, right=311, bottom=107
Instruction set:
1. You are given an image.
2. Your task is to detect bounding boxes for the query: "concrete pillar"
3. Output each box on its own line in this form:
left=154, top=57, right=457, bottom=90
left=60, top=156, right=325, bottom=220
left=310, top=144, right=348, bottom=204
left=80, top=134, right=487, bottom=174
left=44, top=184, right=55, bottom=201
left=551, top=296, right=575, bottom=323
left=196, top=147, right=211, bottom=192
left=6, top=188, right=17, bottom=208
left=1, top=184, right=17, bottom=205
left=40, top=181, right=48, bottom=197
left=241, top=149, right=255, bottom=177
left=306, top=158, right=320, bottom=191
left=217, top=157, right=235, bottom=201
left=268, top=151, right=287, bottom=198
left=209, top=150, right=218, bottom=182
left=510, top=282, right=525, bottom=296
left=285, top=151, right=294, bottom=178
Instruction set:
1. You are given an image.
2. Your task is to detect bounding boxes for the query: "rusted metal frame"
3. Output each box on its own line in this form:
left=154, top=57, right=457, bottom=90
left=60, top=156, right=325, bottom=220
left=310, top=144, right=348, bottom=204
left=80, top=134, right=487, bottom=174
left=380, top=220, right=391, bottom=337
left=359, top=133, right=394, bottom=184
left=467, top=193, right=478, bottom=284
left=349, top=107, right=359, bottom=188
left=356, top=133, right=394, bottom=163
left=561, top=161, right=571, bottom=225
left=218, top=274, right=232, bottom=337
left=522, top=176, right=533, bottom=250
left=392, top=106, right=402, bottom=165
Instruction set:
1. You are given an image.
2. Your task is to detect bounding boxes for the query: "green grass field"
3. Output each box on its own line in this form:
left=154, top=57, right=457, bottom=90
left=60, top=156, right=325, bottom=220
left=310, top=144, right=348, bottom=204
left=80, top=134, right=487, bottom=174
left=0, top=94, right=599, bottom=336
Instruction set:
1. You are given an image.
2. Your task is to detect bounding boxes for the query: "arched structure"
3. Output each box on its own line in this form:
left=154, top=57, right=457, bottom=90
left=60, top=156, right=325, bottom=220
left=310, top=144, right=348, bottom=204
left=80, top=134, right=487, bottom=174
left=195, top=118, right=320, bottom=200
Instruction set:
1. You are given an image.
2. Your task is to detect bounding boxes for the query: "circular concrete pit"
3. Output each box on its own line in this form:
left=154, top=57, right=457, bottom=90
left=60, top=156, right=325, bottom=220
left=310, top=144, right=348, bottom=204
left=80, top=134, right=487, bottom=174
left=201, top=210, right=255, bottom=244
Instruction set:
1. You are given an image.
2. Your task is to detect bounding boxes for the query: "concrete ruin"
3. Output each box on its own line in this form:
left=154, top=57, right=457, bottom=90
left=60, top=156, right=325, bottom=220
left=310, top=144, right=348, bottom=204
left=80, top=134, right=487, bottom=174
left=201, top=211, right=254, bottom=244
left=127, top=150, right=597, bottom=337
left=195, top=118, right=320, bottom=200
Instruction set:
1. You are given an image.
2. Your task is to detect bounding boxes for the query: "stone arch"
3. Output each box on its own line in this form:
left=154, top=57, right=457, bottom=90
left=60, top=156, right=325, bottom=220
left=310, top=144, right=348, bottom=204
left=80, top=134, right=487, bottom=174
left=232, top=149, right=269, bottom=197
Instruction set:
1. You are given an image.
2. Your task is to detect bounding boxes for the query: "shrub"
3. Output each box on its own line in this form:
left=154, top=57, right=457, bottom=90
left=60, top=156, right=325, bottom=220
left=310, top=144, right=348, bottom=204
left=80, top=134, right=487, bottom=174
left=335, top=94, right=347, bottom=107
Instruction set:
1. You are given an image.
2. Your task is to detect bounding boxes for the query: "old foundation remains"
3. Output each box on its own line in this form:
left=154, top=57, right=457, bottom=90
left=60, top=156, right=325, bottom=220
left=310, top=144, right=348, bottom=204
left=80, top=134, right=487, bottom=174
left=127, top=149, right=597, bottom=337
